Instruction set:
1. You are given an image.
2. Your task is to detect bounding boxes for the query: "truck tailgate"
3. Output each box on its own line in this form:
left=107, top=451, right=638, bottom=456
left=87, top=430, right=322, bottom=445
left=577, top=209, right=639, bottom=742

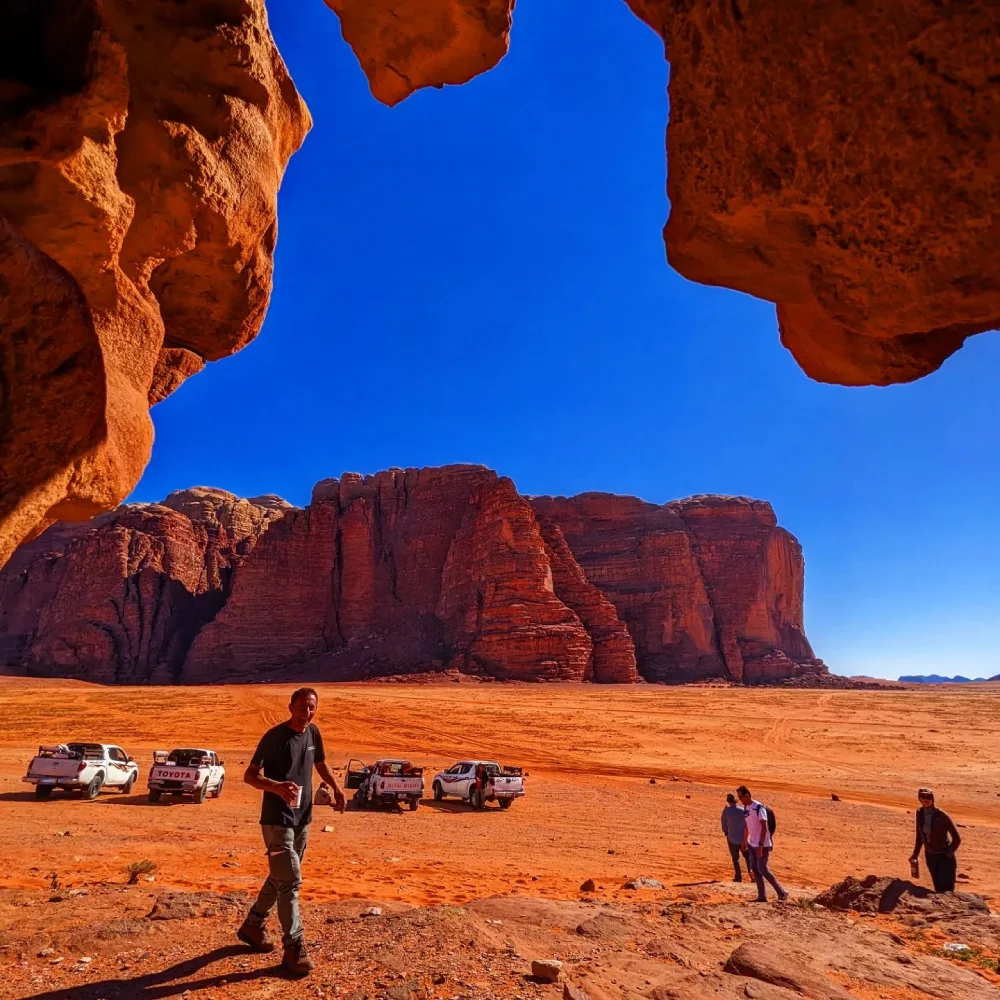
left=377, top=777, right=422, bottom=794
left=150, top=766, right=200, bottom=782
left=491, top=776, right=524, bottom=796
left=29, top=758, right=82, bottom=778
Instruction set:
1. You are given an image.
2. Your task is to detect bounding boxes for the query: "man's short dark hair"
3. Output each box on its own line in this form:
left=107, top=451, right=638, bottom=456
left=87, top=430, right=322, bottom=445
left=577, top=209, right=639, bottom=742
left=726, top=793, right=736, bottom=804
left=736, top=785, right=751, bottom=798
left=290, top=687, right=318, bottom=705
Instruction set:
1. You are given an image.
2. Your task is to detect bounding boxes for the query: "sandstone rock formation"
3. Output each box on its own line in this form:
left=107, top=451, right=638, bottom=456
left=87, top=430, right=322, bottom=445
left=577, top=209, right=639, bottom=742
left=0, top=489, right=290, bottom=683
left=0, top=465, right=826, bottom=685
left=325, top=0, right=999, bottom=386
left=531, top=492, right=823, bottom=685
left=0, top=0, right=310, bottom=567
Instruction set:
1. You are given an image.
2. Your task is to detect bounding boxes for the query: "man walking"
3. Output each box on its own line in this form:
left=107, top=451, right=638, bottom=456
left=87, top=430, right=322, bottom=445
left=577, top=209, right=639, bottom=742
left=238, top=687, right=346, bottom=976
left=737, top=785, right=788, bottom=902
left=721, top=792, right=750, bottom=881
left=909, top=787, right=961, bottom=892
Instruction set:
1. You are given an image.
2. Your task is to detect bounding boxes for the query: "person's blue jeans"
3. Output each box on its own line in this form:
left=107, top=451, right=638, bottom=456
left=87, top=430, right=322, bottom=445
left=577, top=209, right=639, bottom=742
left=246, top=823, right=310, bottom=945
left=747, top=845, right=786, bottom=901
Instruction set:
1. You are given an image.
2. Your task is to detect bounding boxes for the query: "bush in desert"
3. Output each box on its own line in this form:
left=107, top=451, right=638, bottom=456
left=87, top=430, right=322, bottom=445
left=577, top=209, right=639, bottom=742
left=125, top=860, right=157, bottom=885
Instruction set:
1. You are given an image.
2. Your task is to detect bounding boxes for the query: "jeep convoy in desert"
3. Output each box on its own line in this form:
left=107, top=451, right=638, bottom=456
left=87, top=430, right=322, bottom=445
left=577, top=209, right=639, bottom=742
left=22, top=743, right=525, bottom=812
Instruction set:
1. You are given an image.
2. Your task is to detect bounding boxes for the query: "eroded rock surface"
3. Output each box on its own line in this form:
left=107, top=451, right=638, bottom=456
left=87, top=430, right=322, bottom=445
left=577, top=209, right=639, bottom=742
left=0, top=488, right=290, bottom=683
left=531, top=492, right=824, bottom=684
left=0, top=0, right=309, bottom=567
left=0, top=465, right=826, bottom=685
left=325, top=0, right=999, bottom=386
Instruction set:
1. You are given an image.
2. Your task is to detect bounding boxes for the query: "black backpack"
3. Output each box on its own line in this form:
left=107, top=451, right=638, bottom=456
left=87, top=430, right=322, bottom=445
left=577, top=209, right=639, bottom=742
left=757, top=802, right=777, bottom=836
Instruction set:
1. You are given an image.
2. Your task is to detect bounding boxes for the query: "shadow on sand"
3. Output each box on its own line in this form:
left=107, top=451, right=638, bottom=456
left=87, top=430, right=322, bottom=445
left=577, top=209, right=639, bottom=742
left=24, top=945, right=286, bottom=1000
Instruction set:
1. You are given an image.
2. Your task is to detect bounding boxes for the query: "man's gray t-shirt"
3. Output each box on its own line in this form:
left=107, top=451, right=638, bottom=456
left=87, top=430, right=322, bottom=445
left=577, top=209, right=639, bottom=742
left=251, top=722, right=325, bottom=828
left=721, top=803, right=746, bottom=843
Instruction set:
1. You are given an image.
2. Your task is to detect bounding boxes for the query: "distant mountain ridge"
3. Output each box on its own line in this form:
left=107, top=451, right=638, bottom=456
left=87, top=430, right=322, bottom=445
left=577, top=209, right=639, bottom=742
left=898, top=673, right=1000, bottom=684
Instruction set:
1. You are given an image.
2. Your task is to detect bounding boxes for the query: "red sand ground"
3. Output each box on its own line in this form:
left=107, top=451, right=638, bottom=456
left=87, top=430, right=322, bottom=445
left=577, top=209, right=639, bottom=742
left=0, top=680, right=997, bottom=999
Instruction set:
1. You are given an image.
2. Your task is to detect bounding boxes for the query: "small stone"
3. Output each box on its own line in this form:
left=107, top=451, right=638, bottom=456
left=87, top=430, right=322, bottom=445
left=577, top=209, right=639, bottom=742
left=49, top=958, right=63, bottom=965
left=831, top=793, right=840, bottom=801
left=580, top=879, right=596, bottom=893
left=38, top=948, right=54, bottom=957
left=624, top=877, right=664, bottom=890
left=322, top=825, right=334, bottom=833
left=649, top=778, right=656, bottom=785
left=531, top=959, right=563, bottom=982
left=360, top=906, right=382, bottom=918
left=607, top=849, right=615, bottom=855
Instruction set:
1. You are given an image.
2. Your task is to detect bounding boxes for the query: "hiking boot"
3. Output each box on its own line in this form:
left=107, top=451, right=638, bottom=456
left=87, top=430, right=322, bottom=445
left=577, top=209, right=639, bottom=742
left=282, top=939, right=314, bottom=977
left=237, top=920, right=275, bottom=953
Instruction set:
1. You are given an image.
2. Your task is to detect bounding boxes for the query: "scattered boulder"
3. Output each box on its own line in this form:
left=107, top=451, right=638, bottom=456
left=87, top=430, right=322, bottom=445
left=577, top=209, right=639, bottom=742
left=649, top=778, right=657, bottom=784
left=360, top=906, right=383, bottom=918
left=580, top=878, right=596, bottom=893
left=814, top=875, right=990, bottom=916
left=831, top=793, right=840, bottom=801
left=532, top=959, right=563, bottom=982
left=723, top=942, right=853, bottom=999
left=624, top=877, right=664, bottom=890
left=564, top=985, right=589, bottom=1000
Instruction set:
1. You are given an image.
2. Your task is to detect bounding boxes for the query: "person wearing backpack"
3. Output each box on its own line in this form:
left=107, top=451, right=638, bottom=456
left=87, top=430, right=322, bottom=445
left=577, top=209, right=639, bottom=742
left=737, top=785, right=788, bottom=902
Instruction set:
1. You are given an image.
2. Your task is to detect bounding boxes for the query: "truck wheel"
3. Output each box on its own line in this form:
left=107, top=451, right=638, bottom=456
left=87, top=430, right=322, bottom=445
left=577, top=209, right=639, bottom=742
left=470, top=787, right=482, bottom=810
left=148, top=790, right=161, bottom=803
left=409, top=797, right=419, bottom=811
left=498, top=798, right=512, bottom=809
left=212, top=777, right=224, bottom=799
left=121, top=773, right=135, bottom=794
left=83, top=774, right=104, bottom=800
left=194, top=782, right=208, bottom=804
left=433, top=781, right=443, bottom=801
left=35, top=785, right=53, bottom=800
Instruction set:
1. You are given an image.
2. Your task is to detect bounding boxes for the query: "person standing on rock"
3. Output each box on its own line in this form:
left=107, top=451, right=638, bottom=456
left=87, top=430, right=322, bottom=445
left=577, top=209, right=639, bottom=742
left=910, top=787, right=961, bottom=893
left=722, top=793, right=750, bottom=881
left=238, top=687, right=346, bottom=977
left=737, top=785, right=788, bottom=902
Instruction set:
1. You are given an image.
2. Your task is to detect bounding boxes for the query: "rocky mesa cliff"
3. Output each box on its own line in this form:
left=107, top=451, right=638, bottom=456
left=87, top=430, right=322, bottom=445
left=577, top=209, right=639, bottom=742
left=0, top=465, right=827, bottom=686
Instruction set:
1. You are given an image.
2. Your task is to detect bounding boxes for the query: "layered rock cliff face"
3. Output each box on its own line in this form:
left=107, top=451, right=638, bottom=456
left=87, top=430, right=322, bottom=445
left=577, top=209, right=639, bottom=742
left=531, top=493, right=821, bottom=684
left=327, top=0, right=999, bottom=386
left=0, top=489, right=290, bottom=683
left=0, top=465, right=826, bottom=685
left=0, top=0, right=309, bottom=566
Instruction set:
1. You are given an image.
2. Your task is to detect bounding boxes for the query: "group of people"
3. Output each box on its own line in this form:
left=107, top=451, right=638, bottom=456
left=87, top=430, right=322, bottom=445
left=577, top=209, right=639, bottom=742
left=721, top=784, right=963, bottom=900
left=720, top=787, right=788, bottom=901
left=234, top=688, right=966, bottom=980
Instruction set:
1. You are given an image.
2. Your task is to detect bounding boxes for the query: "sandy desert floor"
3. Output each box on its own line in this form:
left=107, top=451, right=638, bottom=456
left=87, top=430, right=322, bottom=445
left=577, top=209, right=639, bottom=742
left=0, top=679, right=997, bottom=999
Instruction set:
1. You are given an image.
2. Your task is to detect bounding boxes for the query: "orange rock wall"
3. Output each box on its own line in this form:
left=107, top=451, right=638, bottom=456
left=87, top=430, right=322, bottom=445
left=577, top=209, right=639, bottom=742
left=530, top=493, right=823, bottom=684
left=0, top=466, right=825, bottom=685
left=0, top=0, right=309, bottom=566
left=0, top=489, right=290, bottom=683
left=325, top=0, right=999, bottom=385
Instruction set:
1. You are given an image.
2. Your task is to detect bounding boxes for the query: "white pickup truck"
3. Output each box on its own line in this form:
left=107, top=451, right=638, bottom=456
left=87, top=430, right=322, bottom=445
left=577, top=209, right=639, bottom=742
left=431, top=760, right=525, bottom=809
left=346, top=758, right=424, bottom=811
left=22, top=743, right=139, bottom=800
left=147, top=748, right=225, bottom=804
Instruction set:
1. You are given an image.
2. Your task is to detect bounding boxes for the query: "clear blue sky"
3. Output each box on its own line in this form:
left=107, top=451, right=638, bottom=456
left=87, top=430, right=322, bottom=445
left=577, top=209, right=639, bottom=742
left=131, top=0, right=1000, bottom=681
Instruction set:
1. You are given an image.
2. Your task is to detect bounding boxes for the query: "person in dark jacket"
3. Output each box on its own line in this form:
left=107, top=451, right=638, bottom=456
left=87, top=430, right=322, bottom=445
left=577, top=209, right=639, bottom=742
left=721, top=793, right=750, bottom=881
left=909, top=787, right=961, bottom=892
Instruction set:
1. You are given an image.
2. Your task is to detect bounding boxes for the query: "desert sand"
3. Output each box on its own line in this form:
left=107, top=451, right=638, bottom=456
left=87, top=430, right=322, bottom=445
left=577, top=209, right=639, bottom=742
left=0, top=679, right=997, bottom=999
